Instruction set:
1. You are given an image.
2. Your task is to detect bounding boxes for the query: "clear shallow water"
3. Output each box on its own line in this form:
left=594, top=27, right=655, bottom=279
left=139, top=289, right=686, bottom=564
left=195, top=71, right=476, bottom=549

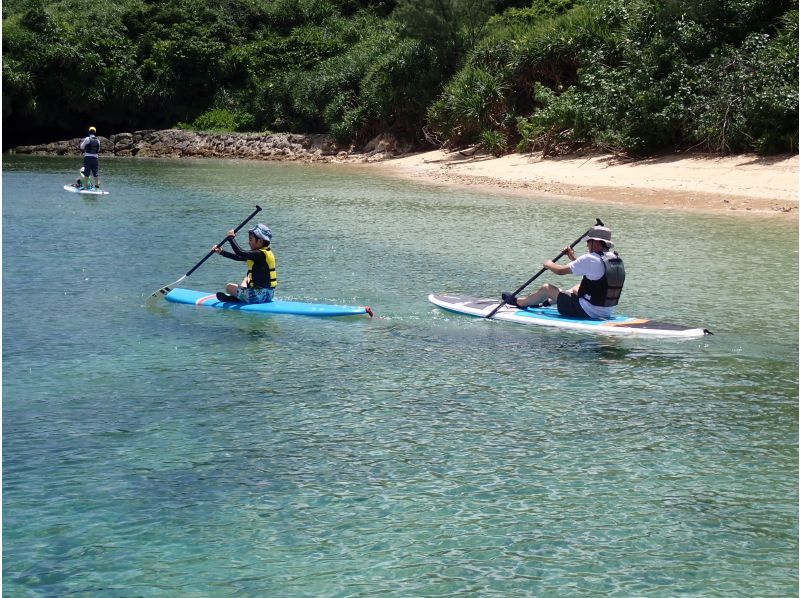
left=3, top=155, right=797, bottom=595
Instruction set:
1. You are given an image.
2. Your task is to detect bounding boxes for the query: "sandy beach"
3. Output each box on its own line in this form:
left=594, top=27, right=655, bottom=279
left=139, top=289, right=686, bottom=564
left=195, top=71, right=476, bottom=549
left=366, top=149, right=799, bottom=218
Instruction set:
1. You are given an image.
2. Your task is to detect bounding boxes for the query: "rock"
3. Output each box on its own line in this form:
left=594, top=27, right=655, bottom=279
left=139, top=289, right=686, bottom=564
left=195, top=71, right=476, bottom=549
left=8, top=128, right=415, bottom=162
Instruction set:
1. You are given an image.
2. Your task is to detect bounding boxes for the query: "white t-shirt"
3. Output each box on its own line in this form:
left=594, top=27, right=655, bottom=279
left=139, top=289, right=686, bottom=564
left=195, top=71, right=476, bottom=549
left=568, top=252, right=615, bottom=319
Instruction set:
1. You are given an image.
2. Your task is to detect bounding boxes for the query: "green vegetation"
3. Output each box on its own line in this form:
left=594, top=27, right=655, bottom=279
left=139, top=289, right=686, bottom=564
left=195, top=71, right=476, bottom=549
left=3, top=0, right=797, bottom=155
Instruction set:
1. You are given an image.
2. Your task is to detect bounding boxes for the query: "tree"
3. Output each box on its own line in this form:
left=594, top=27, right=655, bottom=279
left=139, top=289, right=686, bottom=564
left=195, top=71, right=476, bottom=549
left=393, top=0, right=494, bottom=75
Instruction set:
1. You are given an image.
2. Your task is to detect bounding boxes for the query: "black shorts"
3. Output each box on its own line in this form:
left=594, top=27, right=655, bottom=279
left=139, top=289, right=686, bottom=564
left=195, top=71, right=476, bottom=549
left=83, top=156, right=99, bottom=177
left=557, top=292, right=590, bottom=318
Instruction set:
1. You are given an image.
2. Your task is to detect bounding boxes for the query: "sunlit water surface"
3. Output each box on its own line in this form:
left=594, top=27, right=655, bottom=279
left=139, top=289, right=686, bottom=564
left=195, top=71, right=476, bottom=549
left=3, top=155, right=797, bottom=595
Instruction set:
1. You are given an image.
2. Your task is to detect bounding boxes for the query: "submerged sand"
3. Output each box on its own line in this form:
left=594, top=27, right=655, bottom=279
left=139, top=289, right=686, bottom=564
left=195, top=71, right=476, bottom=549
left=364, top=150, right=798, bottom=218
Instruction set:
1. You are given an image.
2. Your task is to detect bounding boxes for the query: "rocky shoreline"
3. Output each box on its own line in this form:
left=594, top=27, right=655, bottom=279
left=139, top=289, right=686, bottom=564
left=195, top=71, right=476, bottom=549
left=9, top=128, right=413, bottom=162
left=10, top=128, right=796, bottom=217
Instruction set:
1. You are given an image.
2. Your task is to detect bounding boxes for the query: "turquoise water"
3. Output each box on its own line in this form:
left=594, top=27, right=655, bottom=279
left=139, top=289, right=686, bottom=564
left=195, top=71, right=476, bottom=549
left=3, top=155, right=797, bottom=596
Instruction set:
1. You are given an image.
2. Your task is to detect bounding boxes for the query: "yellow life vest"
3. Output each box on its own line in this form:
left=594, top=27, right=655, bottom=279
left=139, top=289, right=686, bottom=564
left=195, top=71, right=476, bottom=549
left=246, top=247, right=277, bottom=289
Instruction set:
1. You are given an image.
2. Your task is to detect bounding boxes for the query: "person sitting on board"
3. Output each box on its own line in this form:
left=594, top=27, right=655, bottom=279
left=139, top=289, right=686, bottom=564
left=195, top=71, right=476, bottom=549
left=79, top=126, right=100, bottom=190
left=71, top=167, right=87, bottom=188
left=212, top=223, right=277, bottom=303
left=502, top=225, right=625, bottom=319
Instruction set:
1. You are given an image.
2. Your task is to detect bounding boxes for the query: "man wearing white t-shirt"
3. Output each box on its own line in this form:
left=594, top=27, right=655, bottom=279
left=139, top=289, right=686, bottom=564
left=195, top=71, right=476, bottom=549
left=502, top=225, right=625, bottom=319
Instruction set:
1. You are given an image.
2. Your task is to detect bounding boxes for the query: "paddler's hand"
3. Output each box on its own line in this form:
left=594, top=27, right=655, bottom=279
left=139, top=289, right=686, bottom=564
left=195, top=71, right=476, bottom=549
left=227, top=229, right=236, bottom=237
left=212, top=244, right=222, bottom=253
left=543, top=259, right=557, bottom=270
left=565, top=246, right=576, bottom=261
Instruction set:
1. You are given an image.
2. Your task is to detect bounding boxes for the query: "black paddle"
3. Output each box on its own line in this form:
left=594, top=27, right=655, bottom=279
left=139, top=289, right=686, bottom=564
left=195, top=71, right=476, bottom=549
left=484, top=218, right=605, bottom=319
left=147, top=205, right=262, bottom=301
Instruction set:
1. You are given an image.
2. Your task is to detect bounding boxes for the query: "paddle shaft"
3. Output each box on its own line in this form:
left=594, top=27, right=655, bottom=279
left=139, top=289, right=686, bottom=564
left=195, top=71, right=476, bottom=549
left=185, top=205, right=262, bottom=277
left=484, top=218, right=604, bottom=319
left=148, top=205, right=262, bottom=299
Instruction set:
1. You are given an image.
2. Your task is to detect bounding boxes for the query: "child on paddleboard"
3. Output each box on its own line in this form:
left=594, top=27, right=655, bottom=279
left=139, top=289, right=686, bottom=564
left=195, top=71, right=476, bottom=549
left=71, top=167, right=87, bottom=188
left=212, top=223, right=277, bottom=303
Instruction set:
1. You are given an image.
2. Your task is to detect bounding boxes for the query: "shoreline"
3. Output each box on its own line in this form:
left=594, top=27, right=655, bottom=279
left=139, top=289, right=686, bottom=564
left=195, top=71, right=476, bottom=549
left=10, top=129, right=798, bottom=218
left=361, top=149, right=799, bottom=218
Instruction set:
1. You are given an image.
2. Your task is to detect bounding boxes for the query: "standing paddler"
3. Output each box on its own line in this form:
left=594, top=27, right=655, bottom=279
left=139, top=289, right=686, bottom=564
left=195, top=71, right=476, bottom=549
left=79, top=126, right=101, bottom=190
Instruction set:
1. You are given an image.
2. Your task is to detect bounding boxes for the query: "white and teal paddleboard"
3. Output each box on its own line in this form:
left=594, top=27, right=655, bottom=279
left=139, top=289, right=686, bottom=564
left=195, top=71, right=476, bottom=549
left=165, top=288, right=373, bottom=318
left=429, top=293, right=709, bottom=338
left=63, top=184, right=109, bottom=195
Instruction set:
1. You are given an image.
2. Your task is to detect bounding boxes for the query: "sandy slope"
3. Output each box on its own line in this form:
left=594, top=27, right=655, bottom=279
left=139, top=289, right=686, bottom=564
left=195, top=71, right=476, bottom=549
left=365, top=150, right=798, bottom=217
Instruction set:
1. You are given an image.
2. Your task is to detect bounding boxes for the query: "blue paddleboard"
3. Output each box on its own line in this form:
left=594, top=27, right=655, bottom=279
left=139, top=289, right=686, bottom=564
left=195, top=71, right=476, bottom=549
left=165, top=288, right=373, bottom=318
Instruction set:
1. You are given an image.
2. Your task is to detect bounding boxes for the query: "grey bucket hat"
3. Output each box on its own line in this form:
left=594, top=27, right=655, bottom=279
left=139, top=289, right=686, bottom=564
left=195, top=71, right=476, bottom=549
left=249, top=223, right=272, bottom=242
left=586, top=225, right=614, bottom=248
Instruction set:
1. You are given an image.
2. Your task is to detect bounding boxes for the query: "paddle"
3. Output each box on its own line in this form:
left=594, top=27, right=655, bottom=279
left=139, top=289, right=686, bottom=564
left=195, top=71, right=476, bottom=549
left=484, top=218, right=605, bottom=319
left=147, top=205, right=262, bottom=301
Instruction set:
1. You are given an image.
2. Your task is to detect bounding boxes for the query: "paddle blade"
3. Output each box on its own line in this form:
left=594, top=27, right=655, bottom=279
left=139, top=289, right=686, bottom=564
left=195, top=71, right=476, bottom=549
left=147, top=275, right=185, bottom=302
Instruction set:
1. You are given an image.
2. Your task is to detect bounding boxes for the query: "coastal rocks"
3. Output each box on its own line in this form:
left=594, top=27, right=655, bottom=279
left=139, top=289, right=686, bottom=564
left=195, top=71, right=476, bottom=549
left=9, top=129, right=414, bottom=163
left=358, top=133, right=414, bottom=162
left=12, top=137, right=109, bottom=156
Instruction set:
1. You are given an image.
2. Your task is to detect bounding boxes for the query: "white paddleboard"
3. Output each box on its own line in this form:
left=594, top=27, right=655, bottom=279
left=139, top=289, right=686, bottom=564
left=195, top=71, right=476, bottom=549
left=63, top=184, right=109, bottom=195
left=429, top=293, right=709, bottom=338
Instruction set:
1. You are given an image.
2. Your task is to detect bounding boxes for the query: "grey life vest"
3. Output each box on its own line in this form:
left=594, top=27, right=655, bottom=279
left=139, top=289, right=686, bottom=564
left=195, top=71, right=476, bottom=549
left=577, top=252, right=625, bottom=307
left=84, top=136, right=99, bottom=154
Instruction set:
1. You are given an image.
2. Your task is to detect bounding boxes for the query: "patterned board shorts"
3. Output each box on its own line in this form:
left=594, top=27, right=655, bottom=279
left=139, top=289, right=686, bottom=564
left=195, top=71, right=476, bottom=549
left=237, top=287, right=275, bottom=304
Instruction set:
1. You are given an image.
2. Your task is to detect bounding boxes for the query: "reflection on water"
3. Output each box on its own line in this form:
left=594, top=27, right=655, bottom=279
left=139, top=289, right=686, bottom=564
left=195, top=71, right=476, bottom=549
left=3, top=155, right=797, bottom=596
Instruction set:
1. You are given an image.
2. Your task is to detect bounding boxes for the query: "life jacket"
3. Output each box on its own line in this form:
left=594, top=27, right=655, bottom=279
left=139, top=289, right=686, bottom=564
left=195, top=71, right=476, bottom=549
left=577, top=252, right=625, bottom=307
left=84, top=136, right=99, bottom=155
left=246, top=247, right=277, bottom=289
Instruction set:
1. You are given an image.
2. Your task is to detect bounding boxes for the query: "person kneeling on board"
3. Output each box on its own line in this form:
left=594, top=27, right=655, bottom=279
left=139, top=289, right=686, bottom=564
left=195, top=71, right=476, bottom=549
left=212, top=223, right=277, bottom=303
left=502, top=225, right=625, bottom=319
left=71, top=167, right=88, bottom=188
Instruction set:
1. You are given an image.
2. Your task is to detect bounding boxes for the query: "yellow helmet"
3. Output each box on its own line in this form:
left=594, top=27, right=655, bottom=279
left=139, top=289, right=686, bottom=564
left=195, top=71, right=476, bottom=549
left=89, top=126, right=97, bottom=133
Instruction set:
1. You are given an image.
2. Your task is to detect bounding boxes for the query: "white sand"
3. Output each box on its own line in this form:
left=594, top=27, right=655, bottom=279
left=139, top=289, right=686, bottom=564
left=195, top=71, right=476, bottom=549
left=365, top=149, right=798, bottom=217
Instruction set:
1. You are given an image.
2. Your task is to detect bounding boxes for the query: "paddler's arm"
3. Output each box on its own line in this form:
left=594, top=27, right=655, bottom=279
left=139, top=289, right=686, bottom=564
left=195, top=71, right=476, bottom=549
left=212, top=243, right=244, bottom=261
left=227, top=236, right=267, bottom=262
left=214, top=248, right=243, bottom=260
left=543, top=245, right=576, bottom=275
left=212, top=232, right=245, bottom=261
left=543, top=260, right=572, bottom=275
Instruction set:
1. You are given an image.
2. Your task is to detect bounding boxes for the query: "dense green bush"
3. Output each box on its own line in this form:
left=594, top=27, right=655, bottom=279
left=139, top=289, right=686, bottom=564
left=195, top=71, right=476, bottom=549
left=3, top=0, right=797, bottom=154
left=182, top=108, right=256, bottom=132
left=428, top=0, right=798, bottom=155
left=427, top=66, right=509, bottom=146
left=688, top=10, right=798, bottom=153
left=479, top=129, right=508, bottom=156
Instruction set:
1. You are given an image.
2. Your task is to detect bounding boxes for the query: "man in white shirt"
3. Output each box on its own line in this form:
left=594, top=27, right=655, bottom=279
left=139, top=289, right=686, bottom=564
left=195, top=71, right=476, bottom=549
left=502, top=226, right=625, bottom=319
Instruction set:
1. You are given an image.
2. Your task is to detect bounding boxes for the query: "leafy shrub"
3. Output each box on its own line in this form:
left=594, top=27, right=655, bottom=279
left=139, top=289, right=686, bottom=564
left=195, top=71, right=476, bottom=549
left=290, top=16, right=440, bottom=144
left=427, top=66, right=509, bottom=146
left=187, top=108, right=255, bottom=132
left=428, top=0, right=797, bottom=155
left=688, top=11, right=799, bottom=153
left=479, top=129, right=508, bottom=156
